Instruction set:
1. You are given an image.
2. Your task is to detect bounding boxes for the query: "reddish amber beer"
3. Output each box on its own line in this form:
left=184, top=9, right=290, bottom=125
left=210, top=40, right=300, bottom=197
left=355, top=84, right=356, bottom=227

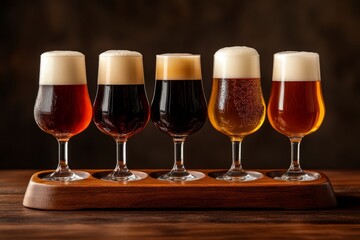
left=34, top=51, right=92, bottom=181
left=35, top=85, right=92, bottom=139
left=267, top=51, right=325, bottom=181
left=93, top=50, right=150, bottom=181
left=268, top=81, right=325, bottom=137
left=208, top=46, right=265, bottom=182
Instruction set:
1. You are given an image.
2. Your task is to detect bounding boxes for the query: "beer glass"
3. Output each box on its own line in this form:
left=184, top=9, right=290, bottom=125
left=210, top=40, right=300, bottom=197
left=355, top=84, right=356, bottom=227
left=208, top=46, right=265, bottom=181
left=34, top=51, right=92, bottom=181
left=151, top=54, right=207, bottom=181
left=93, top=50, right=150, bottom=181
left=268, top=51, right=325, bottom=181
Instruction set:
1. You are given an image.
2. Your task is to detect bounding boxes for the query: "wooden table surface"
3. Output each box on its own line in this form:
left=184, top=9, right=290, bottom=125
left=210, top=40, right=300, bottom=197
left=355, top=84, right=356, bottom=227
left=0, top=170, right=359, bottom=239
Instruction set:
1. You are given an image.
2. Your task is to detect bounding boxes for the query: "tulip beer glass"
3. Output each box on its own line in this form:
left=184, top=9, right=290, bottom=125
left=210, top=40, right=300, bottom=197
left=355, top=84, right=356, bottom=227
left=208, top=46, right=266, bottom=181
left=267, top=51, right=325, bottom=181
left=34, top=51, right=92, bottom=181
left=93, top=50, right=150, bottom=181
left=151, top=54, right=207, bottom=181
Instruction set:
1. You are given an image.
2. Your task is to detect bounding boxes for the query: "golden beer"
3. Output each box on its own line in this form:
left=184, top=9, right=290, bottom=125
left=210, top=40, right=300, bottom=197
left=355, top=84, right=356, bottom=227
left=208, top=46, right=265, bottom=181
left=208, top=78, right=265, bottom=140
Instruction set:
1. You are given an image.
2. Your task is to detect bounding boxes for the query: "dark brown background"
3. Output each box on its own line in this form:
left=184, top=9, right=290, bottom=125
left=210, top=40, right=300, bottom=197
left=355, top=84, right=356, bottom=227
left=1, top=0, right=359, bottom=170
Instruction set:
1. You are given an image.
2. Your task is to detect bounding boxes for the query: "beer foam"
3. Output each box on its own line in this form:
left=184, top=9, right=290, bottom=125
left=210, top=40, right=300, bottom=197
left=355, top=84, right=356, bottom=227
left=98, top=50, right=144, bottom=85
left=39, top=51, right=87, bottom=85
left=213, top=46, right=260, bottom=79
left=156, top=54, right=202, bottom=80
left=272, top=51, right=321, bottom=81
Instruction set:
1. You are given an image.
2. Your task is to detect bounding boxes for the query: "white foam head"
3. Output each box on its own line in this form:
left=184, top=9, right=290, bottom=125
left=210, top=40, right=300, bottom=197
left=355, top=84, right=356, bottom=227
left=213, top=46, right=260, bottom=79
left=39, top=51, right=86, bottom=85
left=98, top=50, right=144, bottom=85
left=272, top=51, right=321, bottom=81
left=156, top=54, right=202, bottom=80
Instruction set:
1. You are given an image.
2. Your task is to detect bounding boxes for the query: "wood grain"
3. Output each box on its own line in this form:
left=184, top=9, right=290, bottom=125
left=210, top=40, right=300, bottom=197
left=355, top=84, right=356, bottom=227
left=22, top=169, right=337, bottom=210
left=1, top=170, right=359, bottom=239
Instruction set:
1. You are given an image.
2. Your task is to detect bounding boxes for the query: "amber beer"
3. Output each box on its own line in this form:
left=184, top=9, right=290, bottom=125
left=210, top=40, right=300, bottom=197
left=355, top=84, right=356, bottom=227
left=267, top=52, right=325, bottom=138
left=267, top=51, right=325, bottom=181
left=268, top=81, right=325, bottom=137
left=34, top=51, right=92, bottom=140
left=35, top=85, right=92, bottom=138
left=34, top=51, right=92, bottom=181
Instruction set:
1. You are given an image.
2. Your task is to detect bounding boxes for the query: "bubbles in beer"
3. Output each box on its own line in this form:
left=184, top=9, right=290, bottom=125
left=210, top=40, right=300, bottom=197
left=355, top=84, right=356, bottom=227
left=213, top=46, right=260, bottom=79
left=39, top=51, right=87, bottom=85
left=221, top=79, right=265, bottom=134
left=272, top=51, right=321, bottom=81
left=98, top=50, right=144, bottom=85
left=156, top=54, right=202, bottom=80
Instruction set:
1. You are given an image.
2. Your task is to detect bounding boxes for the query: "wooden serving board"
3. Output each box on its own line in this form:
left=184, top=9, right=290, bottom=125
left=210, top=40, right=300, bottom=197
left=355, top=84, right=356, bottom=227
left=23, top=169, right=337, bottom=210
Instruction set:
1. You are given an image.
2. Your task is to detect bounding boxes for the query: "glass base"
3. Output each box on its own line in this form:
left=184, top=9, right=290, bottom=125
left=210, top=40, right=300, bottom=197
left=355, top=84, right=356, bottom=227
left=274, top=171, right=321, bottom=181
left=158, top=170, right=205, bottom=182
left=216, top=170, right=263, bottom=182
left=101, top=170, right=147, bottom=182
left=42, top=170, right=87, bottom=182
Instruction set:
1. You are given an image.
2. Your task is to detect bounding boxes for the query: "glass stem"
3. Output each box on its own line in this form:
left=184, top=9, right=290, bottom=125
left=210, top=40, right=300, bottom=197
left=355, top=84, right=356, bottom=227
left=115, top=139, right=129, bottom=172
left=231, top=140, right=244, bottom=172
left=56, top=140, right=70, bottom=173
left=288, top=137, right=304, bottom=174
left=172, top=137, right=186, bottom=173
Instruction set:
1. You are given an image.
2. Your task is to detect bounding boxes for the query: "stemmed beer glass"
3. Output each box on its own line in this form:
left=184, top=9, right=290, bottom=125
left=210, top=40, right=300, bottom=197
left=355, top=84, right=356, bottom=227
left=34, top=51, right=92, bottom=181
left=267, top=51, right=325, bottom=181
left=93, top=50, right=150, bottom=181
left=151, top=54, right=207, bottom=181
left=208, top=46, right=266, bottom=181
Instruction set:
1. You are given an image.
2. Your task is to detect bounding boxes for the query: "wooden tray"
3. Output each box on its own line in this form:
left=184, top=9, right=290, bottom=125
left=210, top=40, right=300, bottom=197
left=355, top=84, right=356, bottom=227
left=23, top=169, right=337, bottom=210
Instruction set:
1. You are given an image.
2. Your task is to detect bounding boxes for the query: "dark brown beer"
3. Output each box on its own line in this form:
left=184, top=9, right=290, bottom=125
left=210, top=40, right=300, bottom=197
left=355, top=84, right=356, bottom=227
left=208, top=78, right=265, bottom=139
left=93, top=84, right=150, bottom=139
left=267, top=81, right=325, bottom=137
left=151, top=80, right=207, bottom=136
left=34, top=84, right=92, bottom=139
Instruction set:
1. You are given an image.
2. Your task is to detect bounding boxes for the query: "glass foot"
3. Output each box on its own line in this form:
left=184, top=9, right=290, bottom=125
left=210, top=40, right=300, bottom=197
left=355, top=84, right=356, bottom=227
left=216, top=170, right=263, bottom=182
left=274, top=171, right=321, bottom=181
left=101, top=170, right=146, bottom=182
left=158, top=170, right=205, bottom=182
left=42, top=170, right=87, bottom=182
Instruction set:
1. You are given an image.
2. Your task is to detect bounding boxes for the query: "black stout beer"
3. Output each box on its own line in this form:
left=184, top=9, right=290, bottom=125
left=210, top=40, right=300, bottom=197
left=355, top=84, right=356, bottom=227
left=34, top=51, right=92, bottom=181
left=93, top=85, right=149, bottom=138
left=151, top=80, right=206, bottom=136
left=93, top=50, right=150, bottom=181
left=151, top=54, right=207, bottom=137
left=150, top=54, right=207, bottom=181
